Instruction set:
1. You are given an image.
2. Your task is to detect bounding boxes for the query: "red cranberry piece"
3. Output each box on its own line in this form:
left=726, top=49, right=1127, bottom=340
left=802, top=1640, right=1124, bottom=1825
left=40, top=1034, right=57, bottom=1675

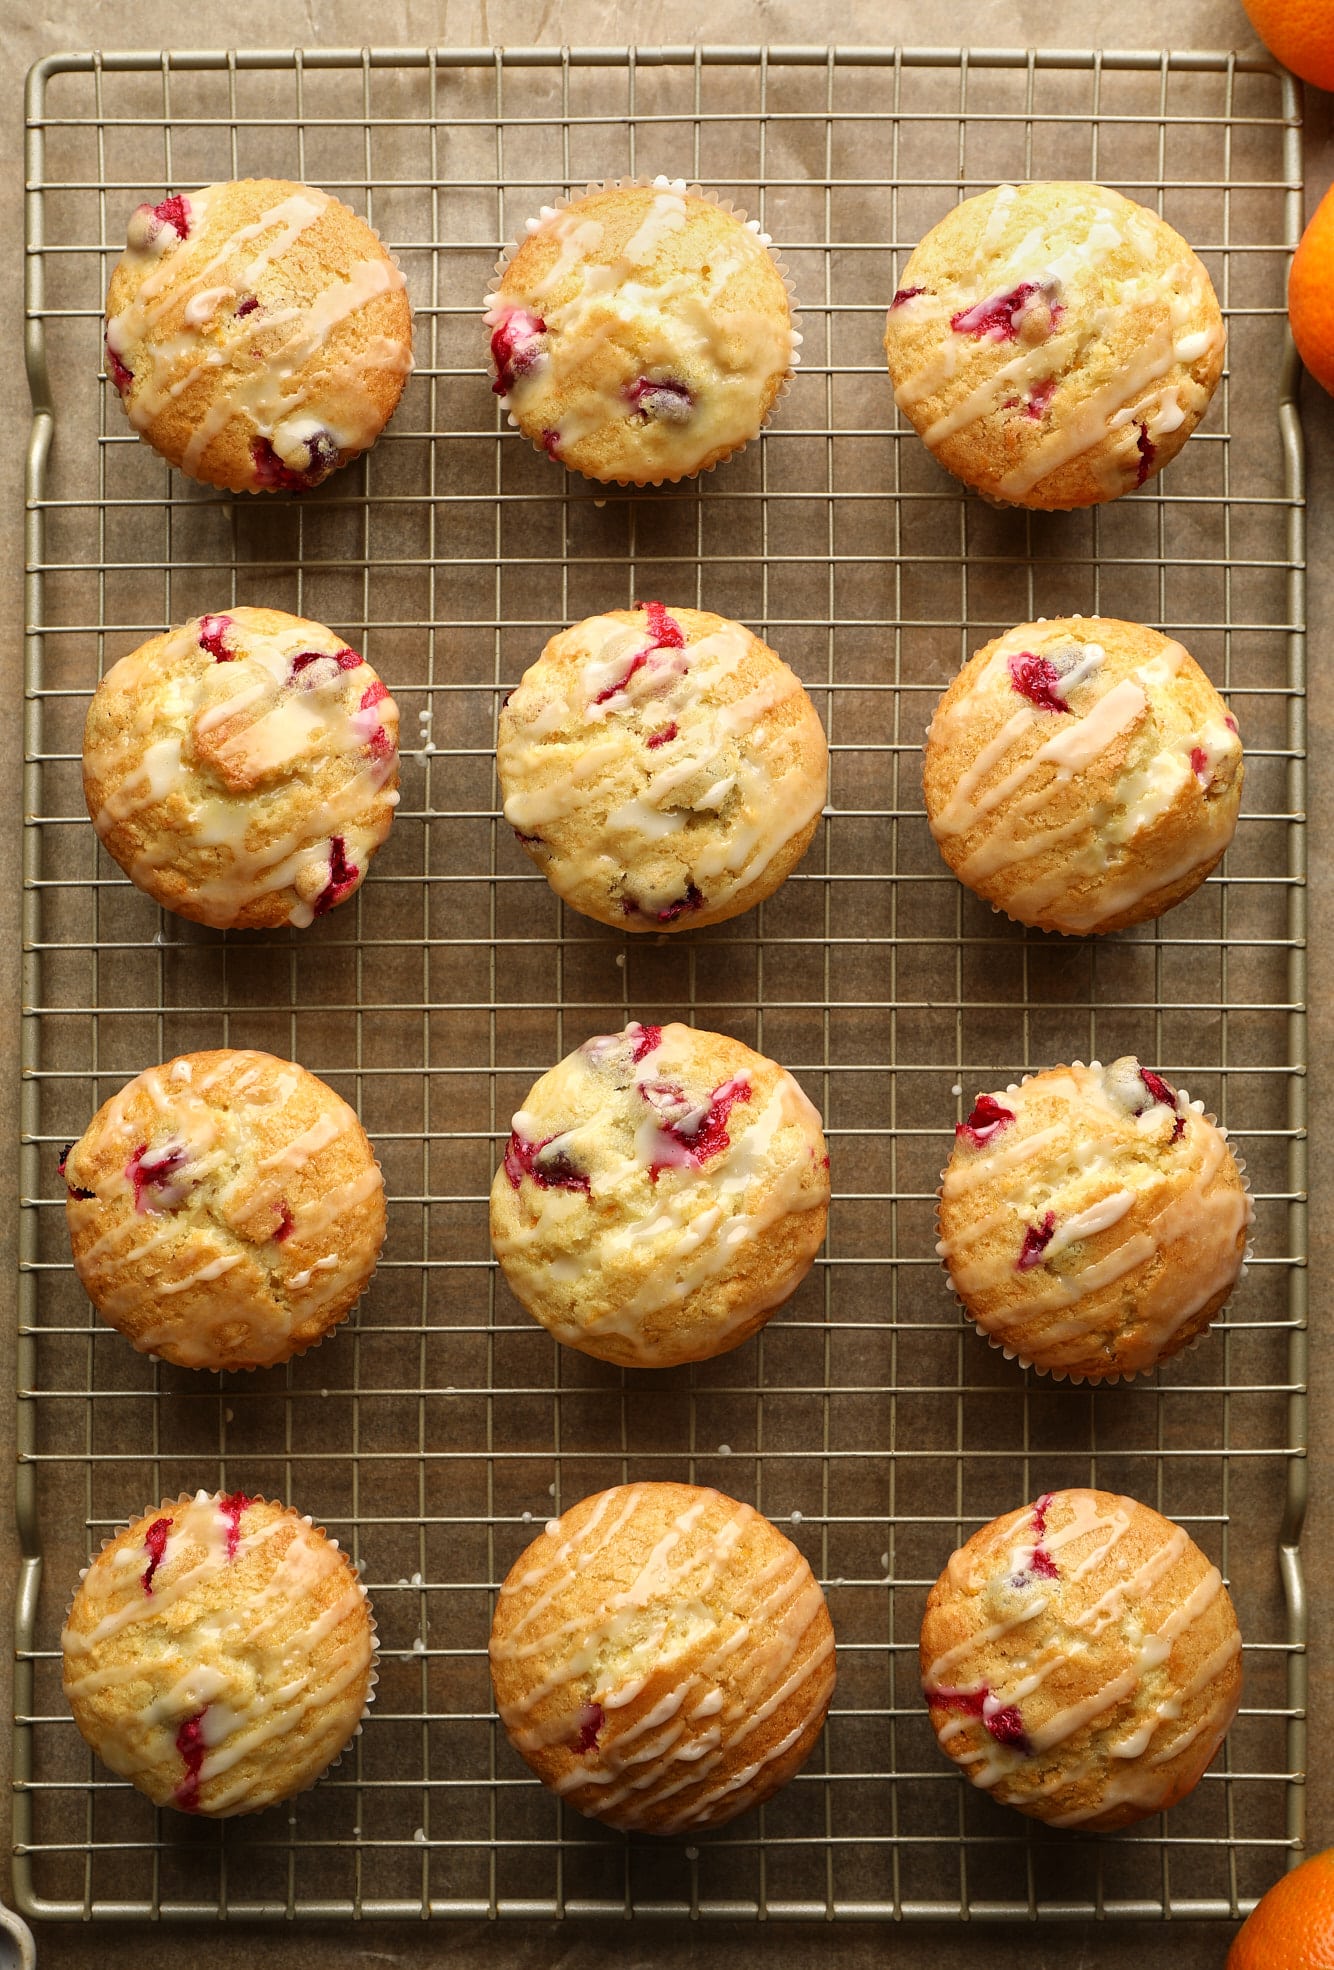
left=951, top=282, right=1044, bottom=341
left=104, top=334, right=133, bottom=395
left=153, top=194, right=191, bottom=239
left=646, top=723, right=678, bottom=750
left=219, top=1491, right=251, bottom=1560
left=627, top=1022, right=662, bottom=1065
left=1016, top=1212, right=1056, bottom=1272
left=890, top=285, right=925, bottom=308
left=626, top=377, right=693, bottom=423
left=1190, top=746, right=1210, bottom=784
left=513, top=828, right=543, bottom=846
left=1007, top=651, right=1069, bottom=713
left=1224, top=713, right=1239, bottom=734
left=59, top=1143, right=95, bottom=1200
left=572, top=1700, right=604, bottom=1753
left=1135, top=422, right=1157, bottom=487
left=250, top=433, right=340, bottom=492
left=503, top=1133, right=590, bottom=1194
left=1139, top=1067, right=1186, bottom=1142
left=290, top=648, right=361, bottom=679
left=541, top=428, right=562, bottom=459
left=234, top=295, right=259, bottom=318
left=197, top=613, right=235, bottom=661
left=141, top=1516, right=172, bottom=1595
left=1023, top=378, right=1057, bottom=420
left=641, top=602, right=685, bottom=651
left=125, top=1141, right=191, bottom=1214
left=956, top=1094, right=1014, bottom=1149
left=592, top=651, right=650, bottom=707
left=653, top=882, right=705, bottom=925
left=1027, top=1492, right=1060, bottom=1578
left=647, top=1073, right=752, bottom=1180
left=491, top=309, right=547, bottom=395
left=312, top=837, right=360, bottom=916
left=174, top=1711, right=208, bottom=1812
left=274, top=1203, right=295, bottom=1242
left=930, top=1686, right=1031, bottom=1755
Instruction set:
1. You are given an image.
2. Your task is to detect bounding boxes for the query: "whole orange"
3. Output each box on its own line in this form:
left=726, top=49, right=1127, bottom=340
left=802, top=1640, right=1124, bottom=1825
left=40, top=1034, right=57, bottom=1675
left=1228, top=1849, right=1334, bottom=1969
left=1289, top=182, right=1334, bottom=397
left=1242, top=0, right=1334, bottom=92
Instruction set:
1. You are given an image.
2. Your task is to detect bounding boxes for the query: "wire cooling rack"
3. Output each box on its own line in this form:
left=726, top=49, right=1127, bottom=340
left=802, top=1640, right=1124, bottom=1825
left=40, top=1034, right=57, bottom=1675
left=16, top=44, right=1307, bottom=1925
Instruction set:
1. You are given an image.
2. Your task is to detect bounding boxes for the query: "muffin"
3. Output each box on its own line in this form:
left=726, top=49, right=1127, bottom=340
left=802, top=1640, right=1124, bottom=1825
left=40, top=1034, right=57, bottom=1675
left=486, top=177, right=797, bottom=483
left=938, top=1058, right=1252, bottom=1382
left=105, top=178, right=413, bottom=492
left=499, top=603, right=828, bottom=930
left=490, top=1021, right=830, bottom=1367
left=63, top=1490, right=376, bottom=1816
left=920, top=1489, right=1242, bottom=1829
left=63, top=1048, right=386, bottom=1370
left=883, top=182, right=1225, bottom=508
left=490, top=1482, right=836, bottom=1833
left=83, top=606, right=400, bottom=930
left=923, top=616, right=1243, bottom=935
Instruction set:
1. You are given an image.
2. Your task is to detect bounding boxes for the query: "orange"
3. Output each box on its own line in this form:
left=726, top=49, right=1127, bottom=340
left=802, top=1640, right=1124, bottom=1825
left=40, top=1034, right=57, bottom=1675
left=1289, top=182, right=1334, bottom=397
left=1242, top=0, right=1334, bottom=92
left=1228, top=1849, right=1334, bottom=1968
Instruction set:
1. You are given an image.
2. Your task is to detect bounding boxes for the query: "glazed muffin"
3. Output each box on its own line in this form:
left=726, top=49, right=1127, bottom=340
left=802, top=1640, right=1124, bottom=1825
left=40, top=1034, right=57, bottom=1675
left=490, top=1021, right=830, bottom=1367
left=923, top=616, right=1242, bottom=935
left=883, top=182, right=1225, bottom=508
left=63, top=1490, right=375, bottom=1816
left=105, top=178, right=413, bottom=492
left=63, top=1049, right=386, bottom=1371
left=490, top=1482, right=835, bottom=1833
left=486, top=177, right=796, bottom=483
left=499, top=603, right=828, bottom=930
left=920, top=1489, right=1242, bottom=1829
left=938, top=1058, right=1251, bottom=1382
left=83, top=606, right=400, bottom=930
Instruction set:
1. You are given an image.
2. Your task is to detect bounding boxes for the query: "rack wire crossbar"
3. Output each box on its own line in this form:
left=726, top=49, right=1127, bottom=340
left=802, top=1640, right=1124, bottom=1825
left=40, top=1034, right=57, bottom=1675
left=16, top=43, right=1307, bottom=1923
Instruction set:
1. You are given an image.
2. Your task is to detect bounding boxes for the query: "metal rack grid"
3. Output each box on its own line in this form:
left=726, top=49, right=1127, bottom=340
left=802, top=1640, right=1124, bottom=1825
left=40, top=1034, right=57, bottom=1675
left=16, top=44, right=1307, bottom=1924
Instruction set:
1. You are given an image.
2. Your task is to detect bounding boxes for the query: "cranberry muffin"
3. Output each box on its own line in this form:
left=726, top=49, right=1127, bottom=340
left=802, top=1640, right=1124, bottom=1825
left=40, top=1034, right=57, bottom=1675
left=105, top=178, right=413, bottom=491
left=498, top=603, right=828, bottom=930
left=490, top=1021, right=830, bottom=1367
left=923, top=616, right=1243, bottom=935
left=883, top=182, right=1224, bottom=508
left=486, top=177, right=797, bottom=482
left=63, top=1491, right=376, bottom=1816
left=84, top=607, right=400, bottom=929
left=921, top=1489, right=1242, bottom=1828
left=938, top=1058, right=1251, bottom=1381
left=63, top=1049, right=386, bottom=1370
left=491, top=1483, right=835, bottom=1832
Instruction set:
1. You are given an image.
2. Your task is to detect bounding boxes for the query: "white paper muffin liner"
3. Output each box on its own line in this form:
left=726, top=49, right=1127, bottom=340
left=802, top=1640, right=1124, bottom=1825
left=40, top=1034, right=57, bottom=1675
left=483, top=174, right=801, bottom=486
left=935, top=1060, right=1254, bottom=1387
left=63, top=1490, right=379, bottom=1815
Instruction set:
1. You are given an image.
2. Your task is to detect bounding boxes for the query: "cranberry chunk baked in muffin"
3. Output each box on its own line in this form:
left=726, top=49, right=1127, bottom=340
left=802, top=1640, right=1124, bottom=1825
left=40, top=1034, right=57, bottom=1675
left=938, top=1059, right=1251, bottom=1381
left=883, top=182, right=1224, bottom=508
left=923, top=616, right=1242, bottom=935
left=63, top=1049, right=386, bottom=1370
left=105, top=179, right=413, bottom=492
left=486, top=178, right=797, bottom=483
left=498, top=604, right=828, bottom=930
left=490, top=1021, right=830, bottom=1366
left=63, top=1490, right=376, bottom=1816
left=490, top=1482, right=835, bottom=1832
left=84, top=607, right=399, bottom=929
left=920, top=1489, right=1242, bottom=1828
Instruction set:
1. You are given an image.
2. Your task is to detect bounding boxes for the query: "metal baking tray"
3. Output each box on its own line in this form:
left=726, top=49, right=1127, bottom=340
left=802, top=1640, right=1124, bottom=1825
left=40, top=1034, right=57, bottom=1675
left=17, top=42, right=1307, bottom=1923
